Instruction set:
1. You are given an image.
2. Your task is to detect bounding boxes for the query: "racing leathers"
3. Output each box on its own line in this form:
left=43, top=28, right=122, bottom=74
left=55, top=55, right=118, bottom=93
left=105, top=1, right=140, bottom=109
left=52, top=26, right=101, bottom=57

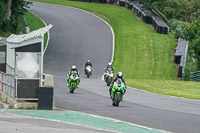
left=109, top=77, right=126, bottom=96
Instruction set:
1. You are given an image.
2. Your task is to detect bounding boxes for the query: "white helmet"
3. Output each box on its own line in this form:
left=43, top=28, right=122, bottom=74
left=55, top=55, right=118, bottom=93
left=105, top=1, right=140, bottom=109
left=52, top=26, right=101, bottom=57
left=117, top=72, right=123, bottom=78
left=87, top=60, right=90, bottom=62
left=108, top=62, right=112, bottom=65
left=72, top=65, right=76, bottom=70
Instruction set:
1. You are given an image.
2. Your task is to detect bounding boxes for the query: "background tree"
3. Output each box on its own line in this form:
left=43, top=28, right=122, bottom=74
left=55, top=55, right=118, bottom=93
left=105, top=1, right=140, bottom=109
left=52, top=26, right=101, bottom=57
left=0, top=0, right=7, bottom=33
left=9, top=0, right=31, bottom=33
left=179, top=19, right=200, bottom=69
left=0, top=0, right=31, bottom=34
left=138, top=0, right=200, bottom=22
left=6, top=0, right=12, bottom=20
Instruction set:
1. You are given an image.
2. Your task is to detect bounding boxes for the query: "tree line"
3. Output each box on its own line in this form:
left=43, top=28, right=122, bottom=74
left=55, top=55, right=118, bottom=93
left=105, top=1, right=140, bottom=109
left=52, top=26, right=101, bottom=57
left=0, top=0, right=199, bottom=70
left=138, top=0, right=200, bottom=22
left=0, top=0, right=31, bottom=34
left=138, top=0, right=200, bottom=70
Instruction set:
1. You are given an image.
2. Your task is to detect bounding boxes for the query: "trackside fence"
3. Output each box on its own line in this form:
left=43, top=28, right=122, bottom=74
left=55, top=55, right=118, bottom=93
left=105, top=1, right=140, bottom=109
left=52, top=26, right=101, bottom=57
left=0, top=65, right=15, bottom=99
left=174, top=38, right=188, bottom=79
left=190, top=71, right=200, bottom=82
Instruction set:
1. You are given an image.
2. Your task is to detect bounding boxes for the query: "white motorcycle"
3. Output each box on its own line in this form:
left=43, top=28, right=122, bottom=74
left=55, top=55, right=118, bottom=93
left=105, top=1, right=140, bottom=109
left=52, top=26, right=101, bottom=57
left=85, top=65, right=92, bottom=78
left=104, top=68, right=114, bottom=86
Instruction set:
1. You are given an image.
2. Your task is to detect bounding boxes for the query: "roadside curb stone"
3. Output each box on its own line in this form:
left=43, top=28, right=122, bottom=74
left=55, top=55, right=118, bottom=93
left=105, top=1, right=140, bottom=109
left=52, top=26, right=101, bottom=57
left=6, top=109, right=169, bottom=133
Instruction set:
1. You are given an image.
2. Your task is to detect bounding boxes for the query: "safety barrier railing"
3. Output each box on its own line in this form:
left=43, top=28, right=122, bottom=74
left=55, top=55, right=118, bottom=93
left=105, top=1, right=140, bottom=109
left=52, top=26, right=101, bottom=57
left=190, top=71, right=200, bottom=82
left=0, top=64, right=15, bottom=100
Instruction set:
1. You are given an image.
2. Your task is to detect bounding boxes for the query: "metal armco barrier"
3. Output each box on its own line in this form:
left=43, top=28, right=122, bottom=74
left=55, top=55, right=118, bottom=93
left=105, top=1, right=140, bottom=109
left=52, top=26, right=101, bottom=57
left=0, top=71, right=15, bottom=99
left=190, top=71, right=200, bottom=81
left=174, top=38, right=188, bottom=79
left=122, top=0, right=170, bottom=34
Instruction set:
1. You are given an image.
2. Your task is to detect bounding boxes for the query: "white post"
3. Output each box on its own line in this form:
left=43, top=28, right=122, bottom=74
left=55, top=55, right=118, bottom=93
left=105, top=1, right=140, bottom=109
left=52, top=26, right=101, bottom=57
left=40, top=36, right=44, bottom=87
left=15, top=52, right=18, bottom=101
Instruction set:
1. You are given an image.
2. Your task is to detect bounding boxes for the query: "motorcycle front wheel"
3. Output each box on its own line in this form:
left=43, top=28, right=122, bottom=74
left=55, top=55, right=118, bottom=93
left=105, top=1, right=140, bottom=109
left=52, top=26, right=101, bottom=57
left=70, top=84, right=75, bottom=93
left=114, top=93, right=121, bottom=106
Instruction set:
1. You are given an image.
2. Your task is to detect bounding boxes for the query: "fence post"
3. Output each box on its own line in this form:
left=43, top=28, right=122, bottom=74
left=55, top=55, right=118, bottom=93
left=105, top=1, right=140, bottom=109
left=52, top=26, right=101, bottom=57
left=2, top=74, right=3, bottom=92
left=182, top=72, right=185, bottom=81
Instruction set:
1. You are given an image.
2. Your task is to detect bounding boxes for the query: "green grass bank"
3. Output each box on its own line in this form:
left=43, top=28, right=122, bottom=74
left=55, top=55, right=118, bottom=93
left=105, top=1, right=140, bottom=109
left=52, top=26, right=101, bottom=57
left=32, top=0, right=200, bottom=100
left=127, top=79, right=200, bottom=100
left=25, top=11, right=48, bottom=48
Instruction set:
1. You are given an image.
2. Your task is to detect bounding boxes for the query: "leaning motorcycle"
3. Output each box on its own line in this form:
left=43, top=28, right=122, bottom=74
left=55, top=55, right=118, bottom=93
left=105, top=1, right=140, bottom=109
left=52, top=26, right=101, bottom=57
left=104, top=69, right=114, bottom=86
left=110, top=79, right=125, bottom=106
left=67, top=72, right=80, bottom=93
left=85, top=65, right=92, bottom=78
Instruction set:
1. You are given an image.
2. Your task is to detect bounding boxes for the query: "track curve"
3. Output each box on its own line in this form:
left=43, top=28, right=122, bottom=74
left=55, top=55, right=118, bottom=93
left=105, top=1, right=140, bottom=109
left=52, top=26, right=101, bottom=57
left=29, top=2, right=200, bottom=133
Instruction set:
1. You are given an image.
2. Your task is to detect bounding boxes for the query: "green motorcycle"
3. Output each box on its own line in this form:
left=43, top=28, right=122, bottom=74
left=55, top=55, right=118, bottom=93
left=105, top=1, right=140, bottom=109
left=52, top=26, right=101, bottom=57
left=67, top=72, right=80, bottom=93
left=111, top=79, right=125, bottom=106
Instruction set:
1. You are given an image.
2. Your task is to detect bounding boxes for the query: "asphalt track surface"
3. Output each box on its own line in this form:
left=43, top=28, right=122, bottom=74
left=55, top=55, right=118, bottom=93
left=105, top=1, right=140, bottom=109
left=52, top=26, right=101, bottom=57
left=29, top=2, right=200, bottom=133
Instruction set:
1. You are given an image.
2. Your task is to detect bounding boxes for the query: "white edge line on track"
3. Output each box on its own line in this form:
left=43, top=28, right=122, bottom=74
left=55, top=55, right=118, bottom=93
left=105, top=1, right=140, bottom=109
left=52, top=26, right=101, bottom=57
left=58, top=4, right=115, bottom=63
left=31, top=3, right=200, bottom=103
left=1, top=110, right=120, bottom=133
left=41, top=19, right=50, bottom=53
left=30, top=6, right=200, bottom=103
left=59, top=109, right=172, bottom=133
left=54, top=3, right=199, bottom=102
left=40, top=3, right=115, bottom=81
left=2, top=108, right=171, bottom=133
left=33, top=2, right=115, bottom=62
left=64, top=3, right=200, bottom=103
left=30, top=2, right=178, bottom=133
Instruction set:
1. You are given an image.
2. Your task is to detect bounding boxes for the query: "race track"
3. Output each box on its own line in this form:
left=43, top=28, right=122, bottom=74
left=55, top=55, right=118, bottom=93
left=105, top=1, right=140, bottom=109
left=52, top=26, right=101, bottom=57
left=29, top=2, right=200, bottom=133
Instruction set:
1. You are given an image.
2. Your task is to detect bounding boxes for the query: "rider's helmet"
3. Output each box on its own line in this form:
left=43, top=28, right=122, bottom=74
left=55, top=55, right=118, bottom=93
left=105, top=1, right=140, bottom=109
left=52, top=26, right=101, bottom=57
left=87, top=60, right=90, bottom=62
left=72, top=65, right=76, bottom=70
left=108, top=62, right=112, bottom=66
left=117, top=72, right=123, bottom=78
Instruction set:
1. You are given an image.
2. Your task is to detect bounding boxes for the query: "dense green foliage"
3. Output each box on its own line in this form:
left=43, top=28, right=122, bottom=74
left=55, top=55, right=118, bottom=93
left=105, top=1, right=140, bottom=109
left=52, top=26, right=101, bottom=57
left=179, top=19, right=200, bottom=69
left=0, top=0, right=31, bottom=35
left=138, top=0, right=200, bottom=23
left=138, top=0, right=200, bottom=73
left=0, top=1, right=7, bottom=33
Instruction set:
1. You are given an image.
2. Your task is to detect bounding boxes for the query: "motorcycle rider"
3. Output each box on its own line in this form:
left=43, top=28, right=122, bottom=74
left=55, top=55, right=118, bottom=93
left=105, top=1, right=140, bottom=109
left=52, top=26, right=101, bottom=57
left=104, top=62, right=115, bottom=81
left=67, top=65, right=80, bottom=87
left=109, top=72, right=126, bottom=96
left=85, top=60, right=92, bottom=68
left=104, top=62, right=115, bottom=73
left=85, top=60, right=92, bottom=74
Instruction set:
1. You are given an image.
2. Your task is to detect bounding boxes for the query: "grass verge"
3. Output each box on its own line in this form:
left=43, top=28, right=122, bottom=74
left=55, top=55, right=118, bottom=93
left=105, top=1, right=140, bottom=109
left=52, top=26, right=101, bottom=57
left=32, top=0, right=200, bottom=100
left=24, top=11, right=48, bottom=48
left=127, top=79, right=200, bottom=100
